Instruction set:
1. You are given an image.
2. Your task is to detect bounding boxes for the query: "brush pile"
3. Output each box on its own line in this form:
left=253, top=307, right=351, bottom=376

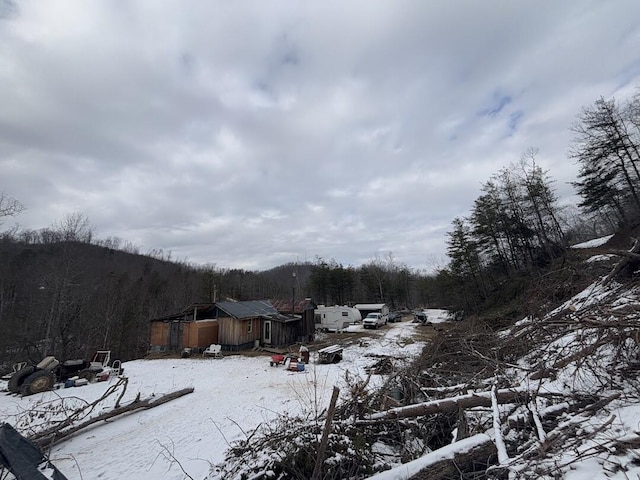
left=210, top=242, right=640, bottom=479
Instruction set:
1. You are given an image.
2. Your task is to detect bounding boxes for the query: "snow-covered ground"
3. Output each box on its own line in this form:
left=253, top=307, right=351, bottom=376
left=570, top=234, right=614, bottom=249
left=421, top=309, right=451, bottom=323
left=0, top=321, right=426, bottom=480
left=10, top=294, right=640, bottom=480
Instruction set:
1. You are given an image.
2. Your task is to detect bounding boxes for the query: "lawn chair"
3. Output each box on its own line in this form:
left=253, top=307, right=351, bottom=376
left=203, top=344, right=223, bottom=358
left=110, top=359, right=123, bottom=376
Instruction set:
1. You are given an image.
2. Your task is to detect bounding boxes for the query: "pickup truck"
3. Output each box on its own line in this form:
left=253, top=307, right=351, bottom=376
left=362, top=312, right=386, bottom=329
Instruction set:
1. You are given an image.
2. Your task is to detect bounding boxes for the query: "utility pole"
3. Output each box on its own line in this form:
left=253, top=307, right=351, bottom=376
left=291, top=270, right=297, bottom=314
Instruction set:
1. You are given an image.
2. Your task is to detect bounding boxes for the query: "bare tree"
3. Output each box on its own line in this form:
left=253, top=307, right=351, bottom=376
left=0, top=192, right=24, bottom=224
left=54, top=211, right=94, bottom=243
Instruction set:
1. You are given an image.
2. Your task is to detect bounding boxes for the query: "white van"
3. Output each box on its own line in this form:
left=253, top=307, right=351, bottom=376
left=314, top=305, right=362, bottom=332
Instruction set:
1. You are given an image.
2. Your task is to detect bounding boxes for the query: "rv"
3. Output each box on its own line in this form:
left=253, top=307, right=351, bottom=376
left=314, top=305, right=362, bottom=332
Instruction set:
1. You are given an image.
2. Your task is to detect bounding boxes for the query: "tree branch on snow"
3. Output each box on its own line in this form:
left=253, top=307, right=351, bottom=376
left=530, top=398, right=547, bottom=442
left=28, top=377, right=129, bottom=446
left=491, top=385, right=510, bottom=466
left=31, top=387, right=194, bottom=449
left=152, top=439, right=195, bottom=480
left=366, top=434, right=497, bottom=480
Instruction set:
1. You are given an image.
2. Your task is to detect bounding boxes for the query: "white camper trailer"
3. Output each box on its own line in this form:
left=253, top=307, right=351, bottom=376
left=314, top=305, right=362, bottom=332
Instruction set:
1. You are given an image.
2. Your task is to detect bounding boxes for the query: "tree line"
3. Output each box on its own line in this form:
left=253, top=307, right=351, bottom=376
left=306, top=254, right=446, bottom=310
left=0, top=206, right=442, bottom=366
left=442, top=89, right=640, bottom=314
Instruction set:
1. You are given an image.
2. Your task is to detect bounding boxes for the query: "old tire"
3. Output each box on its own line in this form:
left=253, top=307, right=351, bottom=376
left=8, top=366, right=35, bottom=393
left=78, top=369, right=96, bottom=382
left=21, top=370, right=55, bottom=396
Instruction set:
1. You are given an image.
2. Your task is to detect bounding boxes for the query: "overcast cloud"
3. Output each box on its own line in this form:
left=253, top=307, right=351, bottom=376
left=1, top=1, right=639, bottom=271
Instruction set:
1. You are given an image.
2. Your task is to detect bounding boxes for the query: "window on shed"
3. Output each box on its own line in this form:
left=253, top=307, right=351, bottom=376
left=342, top=311, right=348, bottom=316
left=247, top=320, right=252, bottom=333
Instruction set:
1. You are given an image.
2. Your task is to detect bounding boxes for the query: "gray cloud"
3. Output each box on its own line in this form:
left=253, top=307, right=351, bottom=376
left=1, top=0, right=640, bottom=271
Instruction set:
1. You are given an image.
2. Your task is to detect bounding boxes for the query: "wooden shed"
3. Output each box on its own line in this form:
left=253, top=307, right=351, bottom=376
left=150, top=303, right=219, bottom=353
left=215, top=300, right=301, bottom=351
left=270, top=298, right=317, bottom=342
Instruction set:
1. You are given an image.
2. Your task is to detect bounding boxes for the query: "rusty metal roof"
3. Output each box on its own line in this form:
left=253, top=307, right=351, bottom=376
left=270, top=298, right=316, bottom=314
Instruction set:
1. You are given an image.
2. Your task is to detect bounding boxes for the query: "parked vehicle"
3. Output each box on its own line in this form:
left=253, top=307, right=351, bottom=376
left=388, top=311, right=402, bottom=323
left=315, top=305, right=361, bottom=332
left=362, top=312, right=386, bottom=329
left=413, top=311, right=431, bottom=326
left=354, top=303, right=389, bottom=324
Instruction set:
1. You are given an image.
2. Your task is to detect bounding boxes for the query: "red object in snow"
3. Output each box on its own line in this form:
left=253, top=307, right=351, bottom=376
left=270, top=354, right=285, bottom=367
left=269, top=353, right=298, bottom=367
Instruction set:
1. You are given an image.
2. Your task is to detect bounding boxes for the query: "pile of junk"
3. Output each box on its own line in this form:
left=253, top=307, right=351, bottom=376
left=269, top=345, right=310, bottom=371
left=2, top=350, right=123, bottom=396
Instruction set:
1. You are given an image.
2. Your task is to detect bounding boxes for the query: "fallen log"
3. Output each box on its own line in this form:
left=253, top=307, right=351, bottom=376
left=420, top=383, right=469, bottom=396
left=32, top=387, right=194, bottom=449
left=27, top=377, right=130, bottom=446
left=365, top=388, right=528, bottom=421
left=366, top=434, right=497, bottom=480
left=603, top=239, right=640, bottom=285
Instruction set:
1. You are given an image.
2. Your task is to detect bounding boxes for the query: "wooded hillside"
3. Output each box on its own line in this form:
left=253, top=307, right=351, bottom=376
left=0, top=236, right=443, bottom=365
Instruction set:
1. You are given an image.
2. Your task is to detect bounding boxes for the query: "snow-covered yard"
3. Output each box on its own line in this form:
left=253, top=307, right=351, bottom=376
left=0, top=320, right=426, bottom=480
left=5, top=284, right=640, bottom=480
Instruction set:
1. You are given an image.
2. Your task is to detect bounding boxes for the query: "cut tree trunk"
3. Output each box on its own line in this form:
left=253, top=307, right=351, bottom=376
left=365, top=388, right=528, bottom=422
left=603, top=239, right=640, bottom=285
left=32, top=387, right=194, bottom=449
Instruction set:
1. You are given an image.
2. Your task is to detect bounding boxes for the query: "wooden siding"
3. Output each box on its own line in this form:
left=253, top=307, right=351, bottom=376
left=299, top=310, right=315, bottom=340
left=270, top=321, right=299, bottom=347
left=270, top=299, right=317, bottom=342
left=182, top=320, right=219, bottom=348
left=218, top=316, right=261, bottom=349
left=150, top=322, right=168, bottom=347
left=150, top=319, right=218, bottom=351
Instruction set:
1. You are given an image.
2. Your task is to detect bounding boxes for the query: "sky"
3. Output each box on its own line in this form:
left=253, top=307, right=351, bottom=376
left=1, top=1, right=640, bottom=272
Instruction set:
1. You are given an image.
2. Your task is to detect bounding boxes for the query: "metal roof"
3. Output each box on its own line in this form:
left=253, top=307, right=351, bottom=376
left=269, top=298, right=316, bottom=314
left=216, top=300, right=279, bottom=319
left=354, top=303, right=387, bottom=310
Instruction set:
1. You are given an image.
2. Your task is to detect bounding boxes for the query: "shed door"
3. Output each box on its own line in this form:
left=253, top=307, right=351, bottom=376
left=169, top=321, right=183, bottom=350
left=263, top=320, right=272, bottom=345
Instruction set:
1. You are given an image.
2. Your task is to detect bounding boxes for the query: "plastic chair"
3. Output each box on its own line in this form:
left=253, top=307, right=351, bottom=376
left=110, top=359, right=122, bottom=376
left=203, top=344, right=223, bottom=358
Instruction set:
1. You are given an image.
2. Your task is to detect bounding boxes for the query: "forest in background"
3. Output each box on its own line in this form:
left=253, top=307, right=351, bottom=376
left=1, top=88, right=639, bottom=365
left=0, top=213, right=445, bottom=364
